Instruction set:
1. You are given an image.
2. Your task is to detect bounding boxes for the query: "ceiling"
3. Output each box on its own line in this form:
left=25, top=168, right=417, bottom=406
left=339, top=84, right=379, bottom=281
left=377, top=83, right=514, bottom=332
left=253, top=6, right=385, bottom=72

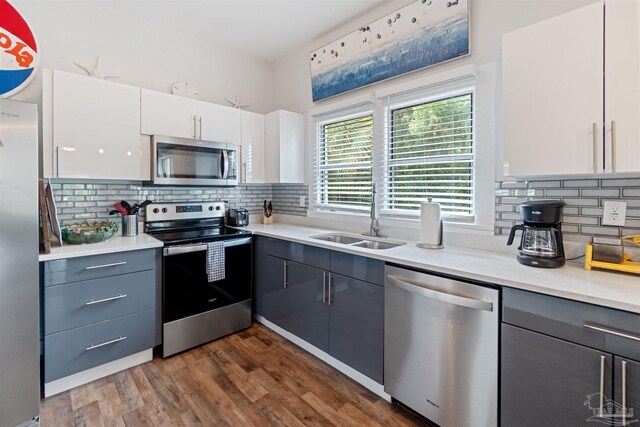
left=102, top=0, right=389, bottom=64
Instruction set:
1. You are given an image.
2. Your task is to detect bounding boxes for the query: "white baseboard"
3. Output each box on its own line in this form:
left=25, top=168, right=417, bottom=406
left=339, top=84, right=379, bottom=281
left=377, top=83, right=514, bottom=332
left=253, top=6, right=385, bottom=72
left=44, top=349, right=153, bottom=397
left=254, top=315, right=391, bottom=402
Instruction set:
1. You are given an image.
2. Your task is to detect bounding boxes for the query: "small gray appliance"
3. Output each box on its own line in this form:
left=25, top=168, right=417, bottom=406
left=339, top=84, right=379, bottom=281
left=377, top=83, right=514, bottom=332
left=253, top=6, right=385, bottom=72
left=226, top=208, right=249, bottom=227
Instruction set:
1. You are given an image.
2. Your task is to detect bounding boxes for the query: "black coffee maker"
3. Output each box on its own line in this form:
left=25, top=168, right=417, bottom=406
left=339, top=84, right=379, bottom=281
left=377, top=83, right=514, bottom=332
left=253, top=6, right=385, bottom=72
left=507, top=200, right=566, bottom=268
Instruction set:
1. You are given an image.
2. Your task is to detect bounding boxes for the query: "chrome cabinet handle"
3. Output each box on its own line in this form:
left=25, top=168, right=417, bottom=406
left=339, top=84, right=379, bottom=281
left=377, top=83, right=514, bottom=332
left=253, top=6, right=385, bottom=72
left=599, top=355, right=606, bottom=417
left=85, top=261, right=127, bottom=270
left=193, top=115, right=197, bottom=139
left=86, top=336, right=127, bottom=351
left=611, top=120, right=617, bottom=173
left=593, top=122, right=599, bottom=173
left=55, top=146, right=60, bottom=177
left=85, top=294, right=127, bottom=305
left=327, top=273, right=332, bottom=306
left=243, top=162, right=247, bottom=183
left=322, top=272, right=327, bottom=303
left=584, top=323, right=640, bottom=343
left=198, top=116, right=203, bottom=140
left=387, top=275, right=494, bottom=312
left=622, top=360, right=627, bottom=426
left=283, top=261, right=288, bottom=289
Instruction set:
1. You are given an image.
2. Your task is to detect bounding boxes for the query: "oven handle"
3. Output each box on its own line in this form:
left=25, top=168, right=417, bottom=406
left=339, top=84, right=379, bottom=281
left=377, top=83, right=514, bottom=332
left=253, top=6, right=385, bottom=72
left=163, top=237, right=251, bottom=256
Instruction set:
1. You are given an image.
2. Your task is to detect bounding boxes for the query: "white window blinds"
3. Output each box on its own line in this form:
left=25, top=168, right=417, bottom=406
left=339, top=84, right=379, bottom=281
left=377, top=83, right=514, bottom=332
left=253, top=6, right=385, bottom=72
left=382, top=93, right=474, bottom=217
left=315, top=114, right=373, bottom=211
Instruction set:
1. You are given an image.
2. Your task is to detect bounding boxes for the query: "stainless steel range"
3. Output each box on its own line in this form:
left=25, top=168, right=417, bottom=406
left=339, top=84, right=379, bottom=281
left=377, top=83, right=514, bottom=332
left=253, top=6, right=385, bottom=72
left=145, top=202, right=252, bottom=357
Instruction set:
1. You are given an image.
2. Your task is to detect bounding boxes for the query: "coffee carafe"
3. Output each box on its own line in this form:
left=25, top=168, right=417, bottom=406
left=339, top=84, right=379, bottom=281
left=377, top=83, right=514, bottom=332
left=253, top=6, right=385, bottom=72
left=507, top=200, right=565, bottom=268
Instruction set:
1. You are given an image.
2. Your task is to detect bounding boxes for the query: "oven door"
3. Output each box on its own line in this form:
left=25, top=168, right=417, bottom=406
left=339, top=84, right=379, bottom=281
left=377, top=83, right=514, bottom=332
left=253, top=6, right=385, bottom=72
left=162, top=237, right=251, bottom=323
left=152, top=135, right=236, bottom=186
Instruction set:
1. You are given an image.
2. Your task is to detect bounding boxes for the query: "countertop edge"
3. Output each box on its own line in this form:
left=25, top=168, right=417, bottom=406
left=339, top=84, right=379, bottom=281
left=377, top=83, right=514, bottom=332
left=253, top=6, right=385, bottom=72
left=38, top=234, right=164, bottom=262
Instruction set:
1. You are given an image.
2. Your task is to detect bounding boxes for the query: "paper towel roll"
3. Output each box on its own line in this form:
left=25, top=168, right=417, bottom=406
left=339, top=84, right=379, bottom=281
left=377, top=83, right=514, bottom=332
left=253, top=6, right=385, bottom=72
left=419, top=201, right=441, bottom=246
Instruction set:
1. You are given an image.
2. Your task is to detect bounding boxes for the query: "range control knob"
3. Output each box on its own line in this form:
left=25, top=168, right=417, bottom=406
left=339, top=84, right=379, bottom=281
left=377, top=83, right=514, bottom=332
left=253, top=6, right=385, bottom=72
left=215, top=206, right=221, bottom=211
left=208, top=206, right=214, bottom=211
left=153, top=208, right=159, bottom=214
left=162, top=208, right=168, bottom=213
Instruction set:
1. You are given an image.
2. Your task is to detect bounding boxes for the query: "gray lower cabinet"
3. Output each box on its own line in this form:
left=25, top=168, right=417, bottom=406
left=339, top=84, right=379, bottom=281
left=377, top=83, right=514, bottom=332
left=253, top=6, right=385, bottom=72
left=42, top=249, right=156, bottom=384
left=502, top=288, right=640, bottom=427
left=502, top=324, right=613, bottom=426
left=253, top=236, right=384, bottom=384
left=328, top=272, right=384, bottom=384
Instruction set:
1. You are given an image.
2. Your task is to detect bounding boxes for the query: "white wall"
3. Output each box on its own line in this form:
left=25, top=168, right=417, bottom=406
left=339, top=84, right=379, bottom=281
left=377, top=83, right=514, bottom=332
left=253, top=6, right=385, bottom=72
left=272, top=0, right=599, bottom=183
left=11, top=1, right=275, bottom=114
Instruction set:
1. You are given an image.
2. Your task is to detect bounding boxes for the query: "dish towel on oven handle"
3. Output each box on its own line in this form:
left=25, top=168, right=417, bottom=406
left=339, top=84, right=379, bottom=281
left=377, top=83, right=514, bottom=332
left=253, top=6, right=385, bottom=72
left=206, top=241, right=225, bottom=282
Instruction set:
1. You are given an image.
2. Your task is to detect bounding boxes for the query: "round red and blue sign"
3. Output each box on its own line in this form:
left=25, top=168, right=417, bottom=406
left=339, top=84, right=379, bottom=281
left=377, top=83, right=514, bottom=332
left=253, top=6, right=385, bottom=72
left=0, top=0, right=38, bottom=98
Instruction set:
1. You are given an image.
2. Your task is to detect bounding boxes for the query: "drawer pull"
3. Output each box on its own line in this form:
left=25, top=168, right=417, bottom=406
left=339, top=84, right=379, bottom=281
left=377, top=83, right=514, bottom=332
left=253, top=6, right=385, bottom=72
left=86, top=336, right=127, bottom=351
left=85, top=294, right=127, bottom=306
left=584, top=323, right=640, bottom=343
left=85, top=261, right=127, bottom=270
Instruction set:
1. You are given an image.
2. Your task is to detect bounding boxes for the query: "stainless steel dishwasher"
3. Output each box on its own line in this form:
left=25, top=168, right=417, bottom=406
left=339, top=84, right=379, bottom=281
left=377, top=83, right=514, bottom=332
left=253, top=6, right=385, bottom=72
left=384, top=265, right=499, bottom=427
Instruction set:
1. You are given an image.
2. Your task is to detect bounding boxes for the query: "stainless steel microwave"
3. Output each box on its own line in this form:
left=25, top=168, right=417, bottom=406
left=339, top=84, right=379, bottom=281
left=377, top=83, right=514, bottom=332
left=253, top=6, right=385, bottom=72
left=151, top=135, right=239, bottom=186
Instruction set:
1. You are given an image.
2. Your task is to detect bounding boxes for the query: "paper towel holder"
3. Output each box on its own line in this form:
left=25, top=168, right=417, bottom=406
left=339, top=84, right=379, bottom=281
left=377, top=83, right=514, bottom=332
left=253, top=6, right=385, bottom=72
left=416, top=220, right=444, bottom=249
left=417, top=198, right=444, bottom=249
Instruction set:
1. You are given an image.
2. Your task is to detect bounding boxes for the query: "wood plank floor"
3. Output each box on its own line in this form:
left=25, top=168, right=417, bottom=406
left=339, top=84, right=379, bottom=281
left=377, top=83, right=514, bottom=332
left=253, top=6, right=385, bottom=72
left=40, top=322, right=428, bottom=426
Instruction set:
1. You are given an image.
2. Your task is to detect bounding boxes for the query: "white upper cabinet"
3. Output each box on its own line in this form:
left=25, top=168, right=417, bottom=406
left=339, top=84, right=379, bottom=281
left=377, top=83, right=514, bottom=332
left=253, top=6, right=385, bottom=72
left=43, top=69, right=143, bottom=180
left=141, top=89, right=241, bottom=145
left=604, top=0, right=640, bottom=173
left=241, top=111, right=265, bottom=183
left=502, top=2, right=604, bottom=177
left=264, top=110, right=304, bottom=184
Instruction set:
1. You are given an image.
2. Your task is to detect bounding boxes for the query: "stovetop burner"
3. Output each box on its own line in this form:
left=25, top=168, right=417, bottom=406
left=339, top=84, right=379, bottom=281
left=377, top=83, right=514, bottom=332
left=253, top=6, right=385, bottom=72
left=144, top=201, right=250, bottom=244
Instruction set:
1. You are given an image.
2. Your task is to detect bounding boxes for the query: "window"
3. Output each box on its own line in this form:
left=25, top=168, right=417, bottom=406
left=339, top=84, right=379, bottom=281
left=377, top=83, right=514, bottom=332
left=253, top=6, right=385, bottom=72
left=382, top=92, right=474, bottom=218
left=315, top=114, right=373, bottom=212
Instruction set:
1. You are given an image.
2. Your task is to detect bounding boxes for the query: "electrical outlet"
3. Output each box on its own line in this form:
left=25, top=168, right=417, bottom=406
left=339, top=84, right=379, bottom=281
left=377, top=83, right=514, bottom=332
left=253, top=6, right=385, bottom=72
left=602, top=201, right=627, bottom=226
left=299, top=196, right=306, bottom=207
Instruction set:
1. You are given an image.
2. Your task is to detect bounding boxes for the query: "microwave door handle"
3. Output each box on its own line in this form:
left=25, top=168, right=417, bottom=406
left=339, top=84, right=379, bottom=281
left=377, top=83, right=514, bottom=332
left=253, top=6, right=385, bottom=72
left=222, top=149, right=229, bottom=179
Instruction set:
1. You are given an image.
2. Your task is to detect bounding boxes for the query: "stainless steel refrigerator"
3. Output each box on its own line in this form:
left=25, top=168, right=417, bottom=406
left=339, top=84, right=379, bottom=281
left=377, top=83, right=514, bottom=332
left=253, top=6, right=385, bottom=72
left=0, top=99, right=40, bottom=426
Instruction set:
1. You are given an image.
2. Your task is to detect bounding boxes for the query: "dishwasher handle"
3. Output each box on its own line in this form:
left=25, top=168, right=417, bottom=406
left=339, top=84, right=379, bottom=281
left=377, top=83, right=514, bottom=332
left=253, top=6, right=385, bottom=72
left=387, top=275, right=494, bottom=312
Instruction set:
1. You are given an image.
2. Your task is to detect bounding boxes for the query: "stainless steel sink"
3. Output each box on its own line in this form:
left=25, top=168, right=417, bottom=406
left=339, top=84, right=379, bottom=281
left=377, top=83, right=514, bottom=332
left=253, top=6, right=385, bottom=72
left=309, top=233, right=405, bottom=250
left=312, top=234, right=363, bottom=244
left=351, top=240, right=402, bottom=250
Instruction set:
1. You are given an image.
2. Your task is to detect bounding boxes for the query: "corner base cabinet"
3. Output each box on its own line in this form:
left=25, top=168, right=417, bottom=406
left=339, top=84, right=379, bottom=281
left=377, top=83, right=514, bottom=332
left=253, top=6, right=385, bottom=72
left=41, top=249, right=157, bottom=396
left=253, top=236, right=384, bottom=383
left=501, top=288, right=640, bottom=426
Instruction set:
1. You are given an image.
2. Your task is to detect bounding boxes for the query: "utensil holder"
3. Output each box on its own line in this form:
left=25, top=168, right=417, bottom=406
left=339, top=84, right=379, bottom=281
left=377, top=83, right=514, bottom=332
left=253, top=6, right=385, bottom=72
left=122, top=214, right=138, bottom=237
left=262, top=215, right=273, bottom=225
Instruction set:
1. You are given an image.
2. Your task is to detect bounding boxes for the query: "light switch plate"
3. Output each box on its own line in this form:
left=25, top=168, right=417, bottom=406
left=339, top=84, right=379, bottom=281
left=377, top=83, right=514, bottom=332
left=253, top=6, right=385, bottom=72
left=602, top=201, right=627, bottom=226
left=299, top=196, right=306, bottom=207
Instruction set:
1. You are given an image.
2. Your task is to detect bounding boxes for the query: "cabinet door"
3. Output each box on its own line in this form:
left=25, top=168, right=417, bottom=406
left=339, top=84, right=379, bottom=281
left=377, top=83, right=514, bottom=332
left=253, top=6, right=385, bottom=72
left=53, top=70, right=142, bottom=180
left=614, top=357, right=640, bottom=425
left=141, top=89, right=199, bottom=139
left=605, top=0, right=640, bottom=173
left=241, top=111, right=265, bottom=183
left=502, top=2, right=604, bottom=176
left=198, top=102, right=241, bottom=145
left=328, top=273, right=384, bottom=383
left=253, top=238, right=287, bottom=320
left=281, top=261, right=329, bottom=352
left=264, top=110, right=304, bottom=183
left=502, top=324, right=613, bottom=426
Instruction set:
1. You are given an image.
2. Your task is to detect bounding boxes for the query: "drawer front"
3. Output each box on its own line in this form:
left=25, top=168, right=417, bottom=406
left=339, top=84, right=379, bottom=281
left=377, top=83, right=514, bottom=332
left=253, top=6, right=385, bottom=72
left=265, top=238, right=330, bottom=270
left=44, top=309, right=155, bottom=382
left=503, top=288, right=640, bottom=360
left=330, top=251, right=384, bottom=286
left=44, top=270, right=155, bottom=335
left=44, top=249, right=156, bottom=286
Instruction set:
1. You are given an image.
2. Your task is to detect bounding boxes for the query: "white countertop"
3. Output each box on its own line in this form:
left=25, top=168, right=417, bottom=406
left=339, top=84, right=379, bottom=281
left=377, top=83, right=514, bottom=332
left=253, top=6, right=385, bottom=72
left=243, top=222, right=640, bottom=314
left=38, top=233, right=163, bottom=261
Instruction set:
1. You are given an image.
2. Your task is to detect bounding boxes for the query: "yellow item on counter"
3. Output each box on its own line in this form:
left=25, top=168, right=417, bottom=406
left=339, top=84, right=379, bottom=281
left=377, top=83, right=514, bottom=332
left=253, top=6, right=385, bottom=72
left=585, top=242, right=640, bottom=274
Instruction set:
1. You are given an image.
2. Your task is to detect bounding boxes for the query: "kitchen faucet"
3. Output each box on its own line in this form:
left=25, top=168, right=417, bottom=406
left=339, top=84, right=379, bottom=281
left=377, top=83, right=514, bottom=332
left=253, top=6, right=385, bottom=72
left=363, top=183, right=386, bottom=238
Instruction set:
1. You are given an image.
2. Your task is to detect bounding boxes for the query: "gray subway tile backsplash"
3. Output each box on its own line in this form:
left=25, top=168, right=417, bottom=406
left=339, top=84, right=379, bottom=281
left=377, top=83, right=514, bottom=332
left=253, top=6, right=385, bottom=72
left=50, top=181, right=309, bottom=225
left=496, top=177, right=640, bottom=239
